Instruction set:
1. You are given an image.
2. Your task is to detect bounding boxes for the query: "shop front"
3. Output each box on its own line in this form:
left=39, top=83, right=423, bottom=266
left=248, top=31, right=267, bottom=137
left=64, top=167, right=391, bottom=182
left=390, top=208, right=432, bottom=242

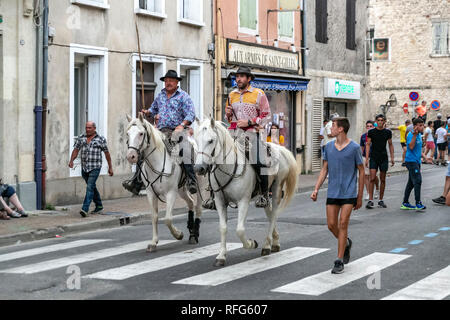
left=223, top=40, right=310, bottom=154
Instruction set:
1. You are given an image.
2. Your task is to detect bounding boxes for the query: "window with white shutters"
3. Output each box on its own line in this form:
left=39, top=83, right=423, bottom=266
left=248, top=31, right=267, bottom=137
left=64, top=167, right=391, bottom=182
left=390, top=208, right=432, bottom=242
left=279, top=11, right=294, bottom=42
left=312, top=99, right=323, bottom=172
left=239, top=0, right=258, bottom=35
left=432, top=21, right=449, bottom=55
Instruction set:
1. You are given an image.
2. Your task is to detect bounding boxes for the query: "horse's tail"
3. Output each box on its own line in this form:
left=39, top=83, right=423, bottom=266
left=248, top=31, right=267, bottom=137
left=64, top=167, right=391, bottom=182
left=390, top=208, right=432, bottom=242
left=278, top=147, right=299, bottom=210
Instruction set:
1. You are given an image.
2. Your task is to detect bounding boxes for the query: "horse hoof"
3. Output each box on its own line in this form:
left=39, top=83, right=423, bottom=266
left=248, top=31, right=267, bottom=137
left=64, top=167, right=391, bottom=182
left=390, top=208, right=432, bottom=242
left=147, top=245, right=157, bottom=253
left=261, top=248, right=271, bottom=256
left=175, top=232, right=184, bottom=241
left=214, top=259, right=225, bottom=267
left=251, top=239, right=258, bottom=249
left=188, top=236, right=198, bottom=245
left=271, top=245, right=281, bottom=253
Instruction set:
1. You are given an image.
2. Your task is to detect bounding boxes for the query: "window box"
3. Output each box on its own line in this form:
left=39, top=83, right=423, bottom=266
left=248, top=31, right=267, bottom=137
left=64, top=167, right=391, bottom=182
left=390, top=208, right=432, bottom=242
left=70, top=0, right=110, bottom=10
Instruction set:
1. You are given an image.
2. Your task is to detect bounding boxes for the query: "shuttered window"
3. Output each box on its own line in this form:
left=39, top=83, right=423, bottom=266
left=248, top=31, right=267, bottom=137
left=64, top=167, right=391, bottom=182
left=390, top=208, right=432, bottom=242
left=315, top=0, right=327, bottom=43
left=239, top=0, right=257, bottom=32
left=432, top=21, right=449, bottom=55
left=279, top=11, right=294, bottom=39
left=346, top=0, right=356, bottom=50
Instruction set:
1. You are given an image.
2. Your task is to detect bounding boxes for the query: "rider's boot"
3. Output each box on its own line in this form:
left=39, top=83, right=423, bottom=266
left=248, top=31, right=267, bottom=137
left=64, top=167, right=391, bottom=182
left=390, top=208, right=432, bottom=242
left=255, top=169, right=270, bottom=208
left=122, top=162, right=144, bottom=195
left=184, top=164, right=198, bottom=194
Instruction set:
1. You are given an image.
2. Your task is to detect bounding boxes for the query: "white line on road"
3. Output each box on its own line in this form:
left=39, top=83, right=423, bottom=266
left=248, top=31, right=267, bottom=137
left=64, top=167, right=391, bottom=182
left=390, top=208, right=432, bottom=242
left=271, top=252, right=411, bottom=296
left=382, top=265, right=450, bottom=300
left=0, top=240, right=176, bottom=274
left=84, top=243, right=242, bottom=280
left=172, top=247, right=329, bottom=286
left=0, top=239, right=110, bottom=263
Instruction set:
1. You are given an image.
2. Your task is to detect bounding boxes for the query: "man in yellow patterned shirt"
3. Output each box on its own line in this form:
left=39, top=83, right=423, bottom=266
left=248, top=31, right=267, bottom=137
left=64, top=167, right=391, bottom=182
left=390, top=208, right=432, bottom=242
left=225, top=66, right=272, bottom=208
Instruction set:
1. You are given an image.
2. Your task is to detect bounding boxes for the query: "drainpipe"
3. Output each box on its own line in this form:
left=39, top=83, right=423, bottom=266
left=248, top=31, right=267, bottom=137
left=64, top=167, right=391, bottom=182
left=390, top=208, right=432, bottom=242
left=41, top=0, right=49, bottom=209
left=301, top=0, right=307, bottom=171
left=34, top=0, right=44, bottom=210
left=301, top=0, right=307, bottom=76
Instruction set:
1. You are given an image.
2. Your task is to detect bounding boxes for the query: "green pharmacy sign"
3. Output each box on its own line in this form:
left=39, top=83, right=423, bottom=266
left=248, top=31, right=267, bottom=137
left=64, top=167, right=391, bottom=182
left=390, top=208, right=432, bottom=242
left=325, top=78, right=361, bottom=100
left=335, top=81, right=356, bottom=96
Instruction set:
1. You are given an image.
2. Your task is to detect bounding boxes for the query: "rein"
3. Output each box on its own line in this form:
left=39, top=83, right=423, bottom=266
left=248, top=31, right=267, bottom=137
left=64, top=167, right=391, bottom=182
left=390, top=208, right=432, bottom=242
left=202, top=127, right=247, bottom=208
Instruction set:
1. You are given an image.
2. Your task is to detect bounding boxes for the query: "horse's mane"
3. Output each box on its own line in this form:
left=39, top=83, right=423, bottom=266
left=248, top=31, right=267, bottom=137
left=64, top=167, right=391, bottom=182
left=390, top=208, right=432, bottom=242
left=213, top=120, right=238, bottom=153
left=128, top=118, right=165, bottom=153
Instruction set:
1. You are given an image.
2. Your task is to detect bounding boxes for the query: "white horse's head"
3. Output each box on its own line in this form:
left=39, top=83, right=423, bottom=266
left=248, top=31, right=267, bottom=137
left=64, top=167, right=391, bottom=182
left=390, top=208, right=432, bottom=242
left=125, top=113, right=164, bottom=164
left=193, top=118, right=221, bottom=175
left=193, top=118, right=235, bottom=175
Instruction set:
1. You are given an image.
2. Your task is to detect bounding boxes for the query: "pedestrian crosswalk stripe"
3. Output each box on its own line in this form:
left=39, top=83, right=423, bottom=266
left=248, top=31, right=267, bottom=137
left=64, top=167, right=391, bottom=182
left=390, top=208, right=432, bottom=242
left=382, top=266, right=450, bottom=300
left=0, top=239, right=110, bottom=263
left=0, top=240, right=176, bottom=274
left=271, top=252, right=411, bottom=296
left=84, top=243, right=242, bottom=281
left=172, top=247, right=329, bottom=287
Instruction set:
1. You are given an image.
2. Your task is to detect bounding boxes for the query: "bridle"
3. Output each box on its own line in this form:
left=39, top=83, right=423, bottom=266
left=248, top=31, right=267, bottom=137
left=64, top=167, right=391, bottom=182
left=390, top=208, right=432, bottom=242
left=126, top=122, right=175, bottom=203
left=198, top=125, right=247, bottom=208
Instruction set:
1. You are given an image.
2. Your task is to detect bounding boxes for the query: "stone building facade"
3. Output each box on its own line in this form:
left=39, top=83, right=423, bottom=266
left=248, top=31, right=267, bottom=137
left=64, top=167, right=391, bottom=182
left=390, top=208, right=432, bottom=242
left=2, top=0, right=214, bottom=207
left=367, top=0, right=450, bottom=129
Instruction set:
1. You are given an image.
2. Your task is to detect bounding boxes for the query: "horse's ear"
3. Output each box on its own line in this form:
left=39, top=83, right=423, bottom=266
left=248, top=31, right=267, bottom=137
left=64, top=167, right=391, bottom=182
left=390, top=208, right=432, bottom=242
left=195, top=117, right=201, bottom=126
left=126, top=114, right=132, bottom=123
left=210, top=117, right=215, bottom=128
left=138, top=112, right=144, bottom=122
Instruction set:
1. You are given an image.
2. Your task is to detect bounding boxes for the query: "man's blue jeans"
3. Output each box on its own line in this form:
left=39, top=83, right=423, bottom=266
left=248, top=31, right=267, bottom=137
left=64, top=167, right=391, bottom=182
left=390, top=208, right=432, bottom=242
left=81, top=168, right=102, bottom=212
left=403, top=162, right=422, bottom=204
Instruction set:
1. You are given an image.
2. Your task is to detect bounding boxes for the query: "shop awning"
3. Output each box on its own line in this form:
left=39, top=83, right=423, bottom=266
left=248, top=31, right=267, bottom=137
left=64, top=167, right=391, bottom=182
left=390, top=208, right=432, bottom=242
left=231, top=77, right=309, bottom=91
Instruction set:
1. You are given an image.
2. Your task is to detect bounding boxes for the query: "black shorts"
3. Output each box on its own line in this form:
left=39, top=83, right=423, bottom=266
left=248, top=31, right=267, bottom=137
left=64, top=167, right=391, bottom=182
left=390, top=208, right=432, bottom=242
left=401, top=142, right=407, bottom=148
left=1, top=185, right=15, bottom=198
left=437, top=142, right=448, bottom=151
left=326, top=198, right=357, bottom=206
left=369, top=158, right=389, bottom=172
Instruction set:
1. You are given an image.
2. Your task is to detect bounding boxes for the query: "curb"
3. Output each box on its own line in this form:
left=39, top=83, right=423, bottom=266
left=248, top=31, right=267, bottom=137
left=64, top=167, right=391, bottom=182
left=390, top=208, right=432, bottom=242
left=0, top=167, right=413, bottom=248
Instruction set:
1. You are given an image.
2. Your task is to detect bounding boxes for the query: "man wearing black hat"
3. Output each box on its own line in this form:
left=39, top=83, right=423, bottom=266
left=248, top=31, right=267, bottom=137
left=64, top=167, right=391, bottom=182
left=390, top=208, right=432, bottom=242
left=123, top=70, right=198, bottom=195
left=225, top=66, right=272, bottom=208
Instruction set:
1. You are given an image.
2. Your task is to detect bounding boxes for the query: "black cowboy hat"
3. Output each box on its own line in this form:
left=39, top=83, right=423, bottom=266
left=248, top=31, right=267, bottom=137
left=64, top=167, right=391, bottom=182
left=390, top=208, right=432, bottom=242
left=160, top=69, right=182, bottom=81
left=232, top=66, right=255, bottom=80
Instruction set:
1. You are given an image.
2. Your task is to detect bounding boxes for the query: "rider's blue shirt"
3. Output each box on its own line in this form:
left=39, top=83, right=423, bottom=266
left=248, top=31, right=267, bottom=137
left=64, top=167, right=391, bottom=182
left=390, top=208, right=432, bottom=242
left=150, top=87, right=196, bottom=130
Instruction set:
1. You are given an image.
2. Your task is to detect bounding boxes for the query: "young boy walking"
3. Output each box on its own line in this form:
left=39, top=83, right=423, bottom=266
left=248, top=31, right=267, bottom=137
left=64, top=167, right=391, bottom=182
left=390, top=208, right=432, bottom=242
left=401, top=118, right=426, bottom=211
left=311, top=118, right=365, bottom=274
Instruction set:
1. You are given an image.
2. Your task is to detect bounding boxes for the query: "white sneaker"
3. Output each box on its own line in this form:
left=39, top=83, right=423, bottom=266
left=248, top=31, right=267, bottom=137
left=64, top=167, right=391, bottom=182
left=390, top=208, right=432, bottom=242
left=374, top=190, right=379, bottom=199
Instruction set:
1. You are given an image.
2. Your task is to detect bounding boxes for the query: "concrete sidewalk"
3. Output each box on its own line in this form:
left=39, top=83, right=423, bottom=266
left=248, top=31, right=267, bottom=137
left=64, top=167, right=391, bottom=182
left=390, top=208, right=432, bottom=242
left=0, top=159, right=419, bottom=248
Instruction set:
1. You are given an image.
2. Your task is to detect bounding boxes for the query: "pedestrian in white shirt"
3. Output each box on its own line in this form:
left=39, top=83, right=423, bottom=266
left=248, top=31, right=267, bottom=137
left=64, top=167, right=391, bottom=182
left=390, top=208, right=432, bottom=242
left=435, top=121, right=448, bottom=166
left=423, top=121, right=435, bottom=164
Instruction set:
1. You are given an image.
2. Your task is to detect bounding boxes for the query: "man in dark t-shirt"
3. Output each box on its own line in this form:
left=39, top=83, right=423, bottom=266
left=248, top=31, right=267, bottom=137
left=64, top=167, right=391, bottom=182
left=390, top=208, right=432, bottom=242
left=365, top=114, right=395, bottom=209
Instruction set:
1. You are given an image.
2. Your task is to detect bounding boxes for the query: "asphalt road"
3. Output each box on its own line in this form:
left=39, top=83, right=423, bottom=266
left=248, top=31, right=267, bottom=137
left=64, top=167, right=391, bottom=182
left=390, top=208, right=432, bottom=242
left=0, top=166, right=448, bottom=303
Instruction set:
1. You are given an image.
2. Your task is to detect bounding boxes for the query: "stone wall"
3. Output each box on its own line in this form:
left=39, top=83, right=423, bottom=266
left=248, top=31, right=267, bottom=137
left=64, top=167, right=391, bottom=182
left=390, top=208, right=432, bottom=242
left=367, top=0, right=450, bottom=127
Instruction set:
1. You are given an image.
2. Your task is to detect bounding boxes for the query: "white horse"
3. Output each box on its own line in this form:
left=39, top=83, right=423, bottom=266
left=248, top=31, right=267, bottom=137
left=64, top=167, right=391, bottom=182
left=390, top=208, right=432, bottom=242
left=194, top=118, right=298, bottom=266
left=126, top=114, right=203, bottom=252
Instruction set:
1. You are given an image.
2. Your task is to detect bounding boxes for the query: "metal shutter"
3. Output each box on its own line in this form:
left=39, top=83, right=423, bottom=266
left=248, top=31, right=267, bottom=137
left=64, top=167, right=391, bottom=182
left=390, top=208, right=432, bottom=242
left=346, top=0, right=356, bottom=50
left=312, top=99, right=323, bottom=172
left=315, top=0, right=328, bottom=43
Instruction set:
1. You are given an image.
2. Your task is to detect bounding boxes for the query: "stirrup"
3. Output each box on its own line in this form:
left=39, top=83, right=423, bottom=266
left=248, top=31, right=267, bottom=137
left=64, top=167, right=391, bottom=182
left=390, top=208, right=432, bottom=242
left=255, top=195, right=269, bottom=208
left=202, top=198, right=216, bottom=210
